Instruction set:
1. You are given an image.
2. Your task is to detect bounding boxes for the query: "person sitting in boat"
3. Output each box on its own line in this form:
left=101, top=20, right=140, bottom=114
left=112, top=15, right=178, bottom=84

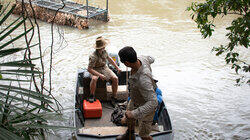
left=117, top=46, right=158, bottom=140
left=87, top=36, right=121, bottom=107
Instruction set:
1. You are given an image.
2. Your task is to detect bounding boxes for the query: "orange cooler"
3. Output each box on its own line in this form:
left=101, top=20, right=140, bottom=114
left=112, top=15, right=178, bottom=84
left=83, top=99, right=102, bottom=118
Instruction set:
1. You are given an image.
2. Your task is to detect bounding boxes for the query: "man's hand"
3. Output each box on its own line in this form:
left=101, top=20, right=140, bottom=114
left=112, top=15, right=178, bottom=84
left=99, top=74, right=107, bottom=81
left=121, top=116, right=127, bottom=124
left=125, top=110, right=134, bottom=119
left=117, top=68, right=121, bottom=74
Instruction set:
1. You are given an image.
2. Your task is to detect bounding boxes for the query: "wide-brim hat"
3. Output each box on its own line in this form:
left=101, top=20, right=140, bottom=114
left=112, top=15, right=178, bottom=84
left=93, top=36, right=109, bottom=49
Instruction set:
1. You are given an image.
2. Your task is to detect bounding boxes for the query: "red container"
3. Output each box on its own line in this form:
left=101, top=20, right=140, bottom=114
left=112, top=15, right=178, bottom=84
left=83, top=99, right=102, bottom=118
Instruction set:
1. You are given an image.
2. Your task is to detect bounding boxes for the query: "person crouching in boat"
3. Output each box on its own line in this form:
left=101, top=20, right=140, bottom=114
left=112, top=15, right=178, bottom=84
left=117, top=46, right=158, bottom=140
left=87, top=36, right=121, bottom=107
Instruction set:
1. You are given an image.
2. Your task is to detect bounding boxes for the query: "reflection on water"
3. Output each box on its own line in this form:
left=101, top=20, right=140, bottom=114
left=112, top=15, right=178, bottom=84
left=5, top=0, right=250, bottom=139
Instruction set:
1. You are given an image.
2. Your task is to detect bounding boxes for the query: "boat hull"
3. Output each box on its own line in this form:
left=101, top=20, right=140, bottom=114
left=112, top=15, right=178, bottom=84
left=74, top=69, right=173, bottom=140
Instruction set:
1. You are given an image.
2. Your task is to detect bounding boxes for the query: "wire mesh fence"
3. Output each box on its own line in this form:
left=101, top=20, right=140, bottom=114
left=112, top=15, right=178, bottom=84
left=12, top=0, right=109, bottom=29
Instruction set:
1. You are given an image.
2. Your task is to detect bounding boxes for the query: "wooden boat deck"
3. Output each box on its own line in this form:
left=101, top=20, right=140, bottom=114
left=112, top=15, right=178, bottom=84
left=84, top=102, right=116, bottom=127
left=79, top=125, right=164, bottom=136
left=80, top=102, right=163, bottom=136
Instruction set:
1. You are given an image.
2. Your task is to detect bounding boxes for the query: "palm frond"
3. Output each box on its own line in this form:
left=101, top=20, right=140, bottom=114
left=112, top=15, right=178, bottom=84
left=0, top=84, right=52, bottom=99
left=0, top=48, right=25, bottom=57
left=0, top=62, right=35, bottom=67
left=0, top=4, right=3, bottom=11
left=0, top=101, right=47, bottom=122
left=0, top=16, right=22, bottom=35
left=0, top=69, right=42, bottom=74
left=0, top=127, right=23, bottom=140
left=0, top=4, right=16, bottom=26
left=0, top=27, right=33, bottom=50
left=0, top=3, right=11, bottom=16
left=0, top=17, right=25, bottom=42
left=15, top=124, right=76, bottom=130
left=0, top=78, right=30, bottom=82
left=0, top=72, right=35, bottom=77
left=0, top=88, right=53, bottom=103
left=0, top=92, right=52, bottom=112
left=0, top=57, right=40, bottom=67
left=0, top=2, right=71, bottom=139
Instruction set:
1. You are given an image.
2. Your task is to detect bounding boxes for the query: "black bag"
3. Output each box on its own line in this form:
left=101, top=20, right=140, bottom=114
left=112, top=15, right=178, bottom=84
left=111, top=105, right=126, bottom=126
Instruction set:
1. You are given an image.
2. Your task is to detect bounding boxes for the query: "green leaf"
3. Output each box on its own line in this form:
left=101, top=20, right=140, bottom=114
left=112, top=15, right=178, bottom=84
left=9, top=108, right=47, bottom=124
left=0, top=18, right=26, bottom=42
left=0, top=16, right=22, bottom=35
left=0, top=48, right=24, bottom=57
left=211, top=12, right=217, bottom=18
left=223, top=5, right=227, bottom=15
left=10, top=115, right=38, bottom=124
left=0, top=3, right=11, bottom=17
left=231, top=58, right=238, bottom=63
left=0, top=72, right=34, bottom=77
left=232, top=53, right=239, bottom=58
left=0, top=84, right=53, bottom=99
left=0, top=2, right=64, bottom=138
left=191, top=14, right=195, bottom=19
left=0, top=127, right=23, bottom=140
left=15, top=124, right=76, bottom=130
left=0, top=62, right=35, bottom=67
left=187, top=0, right=249, bottom=84
left=216, top=50, right=223, bottom=56
left=0, top=27, right=33, bottom=50
left=0, top=78, right=30, bottom=82
left=226, top=53, right=231, bottom=59
left=1, top=69, right=42, bottom=74
left=0, top=4, right=16, bottom=26
left=236, top=78, right=240, bottom=83
left=0, top=57, right=41, bottom=66
left=0, top=92, right=52, bottom=112
left=0, top=100, right=47, bottom=123
left=242, top=66, right=250, bottom=72
left=0, top=87, right=53, bottom=104
left=14, top=57, right=41, bottom=63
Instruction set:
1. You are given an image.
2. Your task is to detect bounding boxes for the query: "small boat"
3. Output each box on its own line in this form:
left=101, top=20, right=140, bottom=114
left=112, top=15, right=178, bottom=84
left=73, top=54, right=173, bottom=140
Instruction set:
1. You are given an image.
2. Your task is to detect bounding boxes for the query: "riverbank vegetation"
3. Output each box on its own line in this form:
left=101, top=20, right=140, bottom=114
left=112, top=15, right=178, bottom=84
left=0, top=1, right=73, bottom=139
left=187, top=0, right=249, bottom=85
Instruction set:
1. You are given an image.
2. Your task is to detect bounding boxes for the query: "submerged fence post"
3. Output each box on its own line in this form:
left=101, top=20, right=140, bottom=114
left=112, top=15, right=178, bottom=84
left=106, top=0, right=108, bottom=11
left=86, top=0, right=89, bottom=19
left=105, top=0, right=108, bottom=21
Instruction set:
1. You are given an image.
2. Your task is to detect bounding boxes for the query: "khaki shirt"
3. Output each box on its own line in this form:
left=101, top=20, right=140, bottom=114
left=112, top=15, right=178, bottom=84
left=127, top=56, right=158, bottom=119
left=88, top=50, right=108, bottom=69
